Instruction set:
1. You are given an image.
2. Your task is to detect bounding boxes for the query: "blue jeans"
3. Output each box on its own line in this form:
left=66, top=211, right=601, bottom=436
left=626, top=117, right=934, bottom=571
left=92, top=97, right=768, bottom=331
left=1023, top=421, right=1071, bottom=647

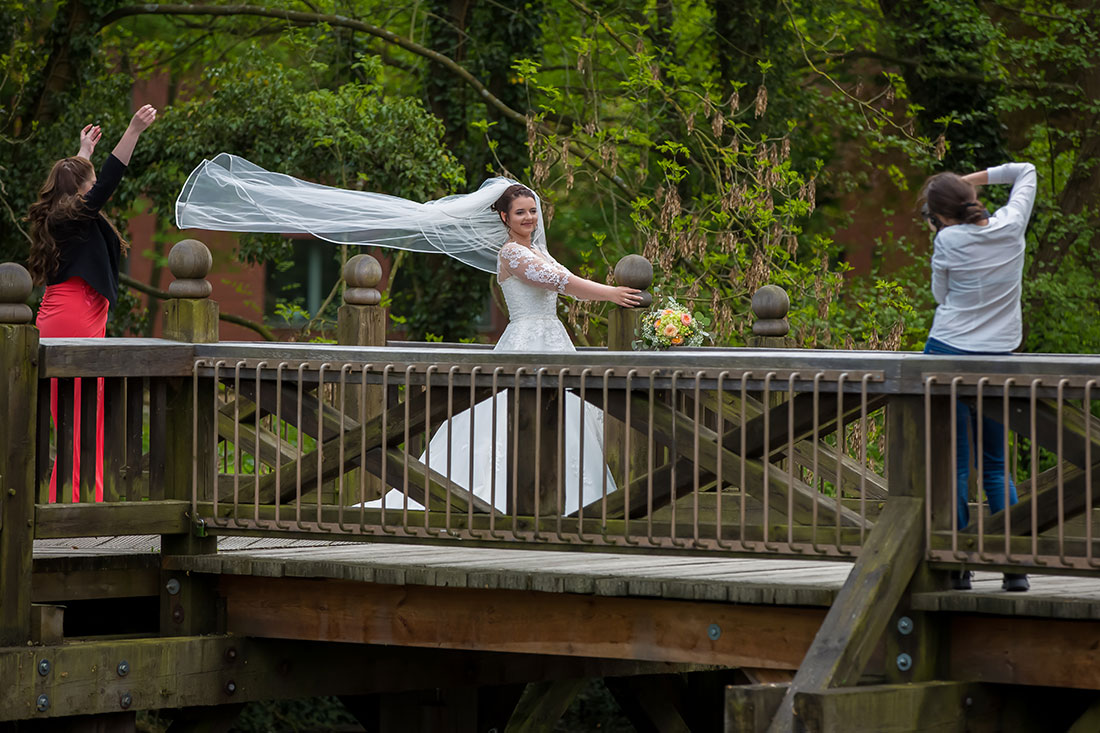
left=924, top=337, right=1018, bottom=530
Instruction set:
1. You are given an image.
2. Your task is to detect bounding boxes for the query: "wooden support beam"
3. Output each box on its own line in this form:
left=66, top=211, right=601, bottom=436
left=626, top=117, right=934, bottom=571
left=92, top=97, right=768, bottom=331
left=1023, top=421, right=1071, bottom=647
left=219, top=575, right=824, bottom=668
left=972, top=455, right=1100, bottom=537
left=765, top=497, right=925, bottom=732
left=0, top=636, right=699, bottom=722
left=30, top=604, right=64, bottom=645
left=34, top=500, right=190, bottom=539
left=231, top=378, right=356, bottom=443
left=33, top=554, right=160, bottom=602
left=214, top=446, right=498, bottom=516
left=37, top=342, right=195, bottom=378
left=766, top=393, right=942, bottom=733
left=588, top=391, right=867, bottom=530
left=1067, top=698, right=1100, bottom=733
left=725, top=683, right=789, bottom=733
left=725, top=392, right=888, bottom=463
left=251, top=386, right=491, bottom=504
left=215, top=407, right=297, bottom=470
left=950, top=614, right=1100, bottom=690
left=504, top=679, right=587, bottom=733
left=791, top=681, right=976, bottom=733
left=605, top=675, right=692, bottom=733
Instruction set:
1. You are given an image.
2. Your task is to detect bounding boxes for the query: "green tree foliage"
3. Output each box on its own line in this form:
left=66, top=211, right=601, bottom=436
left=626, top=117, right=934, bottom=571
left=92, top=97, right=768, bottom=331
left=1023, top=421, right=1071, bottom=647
left=1, top=0, right=1097, bottom=350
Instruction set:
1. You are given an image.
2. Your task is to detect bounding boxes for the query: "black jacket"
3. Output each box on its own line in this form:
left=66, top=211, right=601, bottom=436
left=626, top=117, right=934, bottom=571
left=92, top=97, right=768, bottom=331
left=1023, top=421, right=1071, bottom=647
left=47, top=153, right=127, bottom=307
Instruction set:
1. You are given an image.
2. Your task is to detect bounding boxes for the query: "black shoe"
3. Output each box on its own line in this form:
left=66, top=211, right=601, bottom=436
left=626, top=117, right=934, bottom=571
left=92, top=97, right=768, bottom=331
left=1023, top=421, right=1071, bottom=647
left=1002, top=573, right=1030, bottom=592
left=951, top=570, right=973, bottom=590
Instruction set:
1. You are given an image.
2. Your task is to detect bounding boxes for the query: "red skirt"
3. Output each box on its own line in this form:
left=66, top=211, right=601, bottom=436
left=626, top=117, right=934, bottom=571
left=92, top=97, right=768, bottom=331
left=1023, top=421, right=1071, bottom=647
left=37, top=277, right=109, bottom=502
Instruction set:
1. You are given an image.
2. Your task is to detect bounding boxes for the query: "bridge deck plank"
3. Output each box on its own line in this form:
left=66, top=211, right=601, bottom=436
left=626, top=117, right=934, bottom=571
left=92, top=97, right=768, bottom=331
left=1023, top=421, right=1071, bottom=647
left=33, top=537, right=1100, bottom=617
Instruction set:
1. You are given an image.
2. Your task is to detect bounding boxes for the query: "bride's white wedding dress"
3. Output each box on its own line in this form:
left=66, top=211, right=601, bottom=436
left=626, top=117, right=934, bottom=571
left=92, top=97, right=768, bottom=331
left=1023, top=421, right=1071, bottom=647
left=371, top=241, right=617, bottom=513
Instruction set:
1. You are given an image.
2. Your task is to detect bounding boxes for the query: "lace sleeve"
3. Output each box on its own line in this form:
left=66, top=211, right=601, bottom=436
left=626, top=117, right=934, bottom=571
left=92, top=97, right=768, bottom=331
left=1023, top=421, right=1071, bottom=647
left=498, top=242, right=571, bottom=294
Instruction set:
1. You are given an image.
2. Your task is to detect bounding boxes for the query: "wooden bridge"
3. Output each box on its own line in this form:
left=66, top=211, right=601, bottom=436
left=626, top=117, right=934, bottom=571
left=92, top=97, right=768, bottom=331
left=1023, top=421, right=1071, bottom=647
left=3, top=243, right=1100, bottom=732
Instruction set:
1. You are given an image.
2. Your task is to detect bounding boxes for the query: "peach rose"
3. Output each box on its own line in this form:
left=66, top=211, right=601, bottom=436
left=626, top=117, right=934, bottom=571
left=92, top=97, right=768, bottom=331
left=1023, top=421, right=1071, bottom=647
left=680, top=313, right=692, bottom=325
left=662, top=309, right=673, bottom=315
left=671, top=336, right=683, bottom=345
left=663, top=324, right=679, bottom=338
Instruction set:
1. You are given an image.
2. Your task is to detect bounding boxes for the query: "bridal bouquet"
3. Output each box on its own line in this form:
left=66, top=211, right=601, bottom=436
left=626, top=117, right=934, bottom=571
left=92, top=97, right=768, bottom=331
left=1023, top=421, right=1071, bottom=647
left=634, top=298, right=710, bottom=349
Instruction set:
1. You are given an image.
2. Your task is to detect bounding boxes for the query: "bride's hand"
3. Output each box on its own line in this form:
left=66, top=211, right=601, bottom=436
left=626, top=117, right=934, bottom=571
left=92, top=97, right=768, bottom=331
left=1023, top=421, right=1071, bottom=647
left=609, top=286, right=643, bottom=307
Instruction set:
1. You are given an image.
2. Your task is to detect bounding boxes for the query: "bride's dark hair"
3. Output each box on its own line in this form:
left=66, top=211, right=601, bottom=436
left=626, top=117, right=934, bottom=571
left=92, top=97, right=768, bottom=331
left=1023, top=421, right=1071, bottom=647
left=491, top=184, right=537, bottom=222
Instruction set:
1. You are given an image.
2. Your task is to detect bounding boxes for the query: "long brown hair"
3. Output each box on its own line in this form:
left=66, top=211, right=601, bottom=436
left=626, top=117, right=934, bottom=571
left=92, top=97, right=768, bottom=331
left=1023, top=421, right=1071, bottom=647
left=27, top=156, right=129, bottom=285
left=918, top=172, right=990, bottom=228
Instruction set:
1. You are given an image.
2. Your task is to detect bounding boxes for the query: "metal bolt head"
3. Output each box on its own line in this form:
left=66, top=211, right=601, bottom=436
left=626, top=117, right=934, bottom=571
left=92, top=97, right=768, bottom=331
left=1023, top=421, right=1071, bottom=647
left=165, top=578, right=181, bottom=595
left=896, top=653, right=913, bottom=672
left=119, top=692, right=132, bottom=710
left=707, top=623, right=722, bottom=641
left=36, top=694, right=49, bottom=712
left=897, top=616, right=914, bottom=635
left=117, top=660, right=129, bottom=677
left=225, top=647, right=238, bottom=663
left=225, top=680, right=237, bottom=695
left=172, top=605, right=185, bottom=623
left=37, top=659, right=50, bottom=677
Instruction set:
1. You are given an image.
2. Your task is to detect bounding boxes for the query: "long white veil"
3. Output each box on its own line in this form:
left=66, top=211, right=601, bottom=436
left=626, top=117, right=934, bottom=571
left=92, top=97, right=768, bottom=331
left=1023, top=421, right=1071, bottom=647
left=174, top=153, right=547, bottom=272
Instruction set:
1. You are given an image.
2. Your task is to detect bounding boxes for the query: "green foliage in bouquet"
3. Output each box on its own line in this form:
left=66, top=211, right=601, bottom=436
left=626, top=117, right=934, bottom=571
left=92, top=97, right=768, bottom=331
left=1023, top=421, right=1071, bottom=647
left=634, top=297, right=711, bottom=350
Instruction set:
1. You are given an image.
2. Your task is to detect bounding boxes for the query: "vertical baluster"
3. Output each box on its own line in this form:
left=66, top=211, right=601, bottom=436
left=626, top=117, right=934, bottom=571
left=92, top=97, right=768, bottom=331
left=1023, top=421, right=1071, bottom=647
left=55, top=378, right=75, bottom=504
left=35, top=380, right=52, bottom=504
left=148, top=378, right=167, bottom=500
left=102, top=377, right=126, bottom=502
left=125, top=377, right=146, bottom=501
left=77, top=377, right=99, bottom=502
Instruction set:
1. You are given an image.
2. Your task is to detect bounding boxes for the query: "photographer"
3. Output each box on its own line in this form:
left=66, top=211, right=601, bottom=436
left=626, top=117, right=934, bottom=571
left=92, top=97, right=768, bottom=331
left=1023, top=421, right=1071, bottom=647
left=919, top=161, right=1037, bottom=592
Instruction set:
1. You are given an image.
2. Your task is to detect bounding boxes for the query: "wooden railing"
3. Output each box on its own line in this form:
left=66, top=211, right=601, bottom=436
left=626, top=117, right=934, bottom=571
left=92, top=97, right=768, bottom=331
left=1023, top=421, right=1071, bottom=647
left=2, top=241, right=1100, bottom=648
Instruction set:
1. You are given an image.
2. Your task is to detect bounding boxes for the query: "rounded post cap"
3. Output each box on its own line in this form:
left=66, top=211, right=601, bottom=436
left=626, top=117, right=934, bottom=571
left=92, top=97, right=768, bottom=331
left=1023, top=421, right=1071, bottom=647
left=751, top=284, right=789, bottom=320
left=168, top=239, right=212, bottom=280
left=613, top=254, right=654, bottom=291
left=751, top=284, right=790, bottom=337
left=343, top=254, right=383, bottom=289
left=0, top=263, right=34, bottom=323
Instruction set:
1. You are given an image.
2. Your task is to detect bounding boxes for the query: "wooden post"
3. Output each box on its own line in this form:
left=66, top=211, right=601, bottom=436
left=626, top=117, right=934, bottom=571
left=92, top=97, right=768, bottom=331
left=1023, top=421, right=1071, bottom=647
left=606, top=254, right=653, bottom=350
left=746, top=285, right=790, bottom=349
left=337, top=254, right=386, bottom=503
left=885, top=392, right=953, bottom=685
left=605, top=255, right=653, bottom=489
left=766, top=395, right=936, bottom=733
left=160, top=240, right=218, bottom=636
left=0, top=263, right=39, bottom=646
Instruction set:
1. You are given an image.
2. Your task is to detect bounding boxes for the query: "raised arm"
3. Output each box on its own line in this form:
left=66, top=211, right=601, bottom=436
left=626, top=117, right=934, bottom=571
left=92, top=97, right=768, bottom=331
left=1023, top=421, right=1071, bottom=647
left=76, top=124, right=102, bottom=160
left=986, top=162, right=1037, bottom=225
left=110, top=104, right=157, bottom=166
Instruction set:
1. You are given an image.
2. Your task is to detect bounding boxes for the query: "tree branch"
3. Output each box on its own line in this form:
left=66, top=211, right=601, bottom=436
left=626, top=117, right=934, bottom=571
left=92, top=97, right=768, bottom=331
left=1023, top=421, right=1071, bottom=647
left=101, top=3, right=633, bottom=197
left=119, top=273, right=276, bottom=340
left=101, top=4, right=530, bottom=127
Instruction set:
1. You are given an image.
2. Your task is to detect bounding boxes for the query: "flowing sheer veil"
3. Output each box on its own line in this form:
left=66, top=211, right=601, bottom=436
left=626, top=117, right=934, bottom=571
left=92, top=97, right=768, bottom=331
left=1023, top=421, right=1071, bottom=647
left=174, top=153, right=548, bottom=273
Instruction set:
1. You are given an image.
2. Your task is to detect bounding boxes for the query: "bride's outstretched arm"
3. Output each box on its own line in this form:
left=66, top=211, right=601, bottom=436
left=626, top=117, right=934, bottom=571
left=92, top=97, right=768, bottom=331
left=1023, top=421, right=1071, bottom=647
left=562, top=277, right=643, bottom=307
left=499, top=243, right=642, bottom=307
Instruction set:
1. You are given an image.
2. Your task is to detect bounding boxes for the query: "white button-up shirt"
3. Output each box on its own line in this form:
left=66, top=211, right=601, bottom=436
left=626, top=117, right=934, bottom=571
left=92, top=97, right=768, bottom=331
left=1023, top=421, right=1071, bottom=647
left=928, top=162, right=1037, bottom=352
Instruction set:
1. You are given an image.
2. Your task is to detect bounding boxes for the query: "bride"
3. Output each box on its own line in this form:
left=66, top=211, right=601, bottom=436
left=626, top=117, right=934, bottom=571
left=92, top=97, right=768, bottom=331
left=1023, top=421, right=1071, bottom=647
left=175, top=157, right=641, bottom=514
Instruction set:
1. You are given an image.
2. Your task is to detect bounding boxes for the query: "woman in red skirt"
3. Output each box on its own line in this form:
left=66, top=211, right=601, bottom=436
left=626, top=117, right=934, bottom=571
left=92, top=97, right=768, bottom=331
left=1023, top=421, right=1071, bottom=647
left=27, top=104, right=157, bottom=502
